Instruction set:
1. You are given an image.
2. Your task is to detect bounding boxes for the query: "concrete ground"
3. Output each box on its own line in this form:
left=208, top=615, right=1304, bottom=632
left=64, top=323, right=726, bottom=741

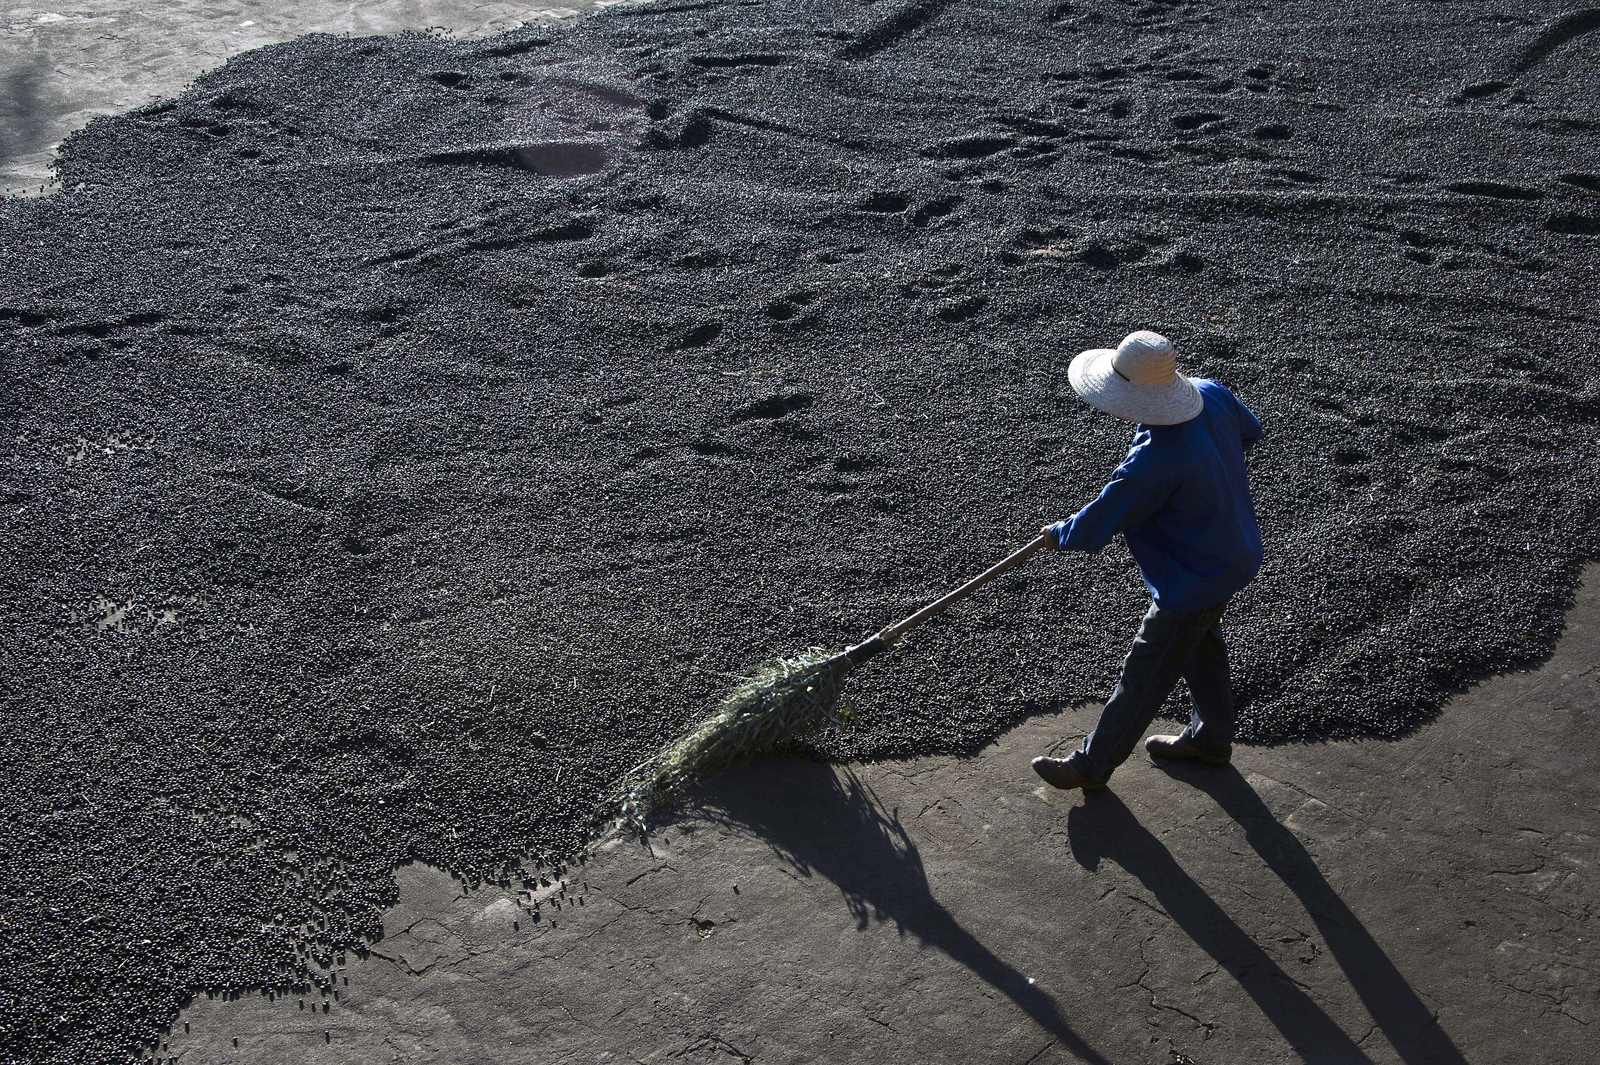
left=0, top=0, right=593, bottom=195
left=161, top=567, right=1599, bottom=1064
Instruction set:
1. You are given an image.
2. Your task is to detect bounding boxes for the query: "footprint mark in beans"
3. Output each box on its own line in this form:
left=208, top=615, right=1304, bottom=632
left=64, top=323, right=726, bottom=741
left=1172, top=111, right=1227, bottom=133
left=765, top=289, right=819, bottom=324
left=731, top=392, right=815, bottom=423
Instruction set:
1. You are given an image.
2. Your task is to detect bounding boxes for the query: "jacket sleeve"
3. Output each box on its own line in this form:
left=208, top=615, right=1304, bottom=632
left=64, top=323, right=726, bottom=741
left=1234, top=392, right=1264, bottom=450
left=1051, top=452, right=1172, bottom=553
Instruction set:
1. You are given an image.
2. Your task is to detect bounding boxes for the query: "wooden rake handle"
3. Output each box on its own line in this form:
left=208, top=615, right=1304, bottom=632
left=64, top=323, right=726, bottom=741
left=844, top=532, right=1052, bottom=665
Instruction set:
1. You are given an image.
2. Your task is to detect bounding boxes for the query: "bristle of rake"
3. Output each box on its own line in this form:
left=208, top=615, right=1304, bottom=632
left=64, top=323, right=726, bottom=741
left=616, top=648, right=857, bottom=832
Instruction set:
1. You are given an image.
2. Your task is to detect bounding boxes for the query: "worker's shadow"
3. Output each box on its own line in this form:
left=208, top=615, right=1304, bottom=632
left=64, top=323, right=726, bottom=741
left=1067, top=767, right=1466, bottom=1065
left=693, top=760, right=1112, bottom=1065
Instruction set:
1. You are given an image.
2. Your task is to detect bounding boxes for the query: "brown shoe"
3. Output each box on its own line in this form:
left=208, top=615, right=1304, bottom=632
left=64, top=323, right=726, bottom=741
left=1145, top=734, right=1231, bottom=767
left=1031, top=756, right=1107, bottom=792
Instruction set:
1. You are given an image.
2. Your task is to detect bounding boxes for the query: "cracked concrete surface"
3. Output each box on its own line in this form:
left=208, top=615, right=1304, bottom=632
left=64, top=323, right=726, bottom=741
left=160, top=566, right=1600, bottom=1063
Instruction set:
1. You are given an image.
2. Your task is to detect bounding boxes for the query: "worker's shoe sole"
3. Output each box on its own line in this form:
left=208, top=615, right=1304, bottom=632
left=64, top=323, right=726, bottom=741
left=1145, top=733, right=1231, bottom=767
left=1031, top=756, right=1107, bottom=792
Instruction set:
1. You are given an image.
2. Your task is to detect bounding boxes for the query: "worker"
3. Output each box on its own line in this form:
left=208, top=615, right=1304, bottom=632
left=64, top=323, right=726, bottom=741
left=1032, top=330, right=1264, bottom=792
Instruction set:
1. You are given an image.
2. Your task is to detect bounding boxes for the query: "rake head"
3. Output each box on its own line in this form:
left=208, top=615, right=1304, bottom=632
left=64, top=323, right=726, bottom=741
left=616, top=640, right=887, bottom=832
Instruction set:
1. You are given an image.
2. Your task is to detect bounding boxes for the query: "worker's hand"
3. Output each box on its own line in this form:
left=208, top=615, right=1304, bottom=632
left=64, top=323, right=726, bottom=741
left=1040, top=522, right=1063, bottom=550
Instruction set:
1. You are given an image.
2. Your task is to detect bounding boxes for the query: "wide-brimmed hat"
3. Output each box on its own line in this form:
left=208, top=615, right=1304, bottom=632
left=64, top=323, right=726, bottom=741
left=1068, top=330, right=1203, bottom=426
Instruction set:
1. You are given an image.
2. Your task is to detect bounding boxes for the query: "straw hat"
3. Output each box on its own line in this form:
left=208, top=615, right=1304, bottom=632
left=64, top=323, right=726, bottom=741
left=1068, top=330, right=1203, bottom=426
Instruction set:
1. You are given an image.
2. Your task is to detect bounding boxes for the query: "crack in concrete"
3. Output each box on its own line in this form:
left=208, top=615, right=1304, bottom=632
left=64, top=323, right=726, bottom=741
left=1020, top=1037, right=1057, bottom=1064
left=547, top=911, right=632, bottom=960
left=624, top=863, right=678, bottom=886
left=1136, top=968, right=1218, bottom=1039
left=1123, top=893, right=1171, bottom=921
left=668, top=1033, right=755, bottom=1062
left=1131, top=931, right=1218, bottom=1039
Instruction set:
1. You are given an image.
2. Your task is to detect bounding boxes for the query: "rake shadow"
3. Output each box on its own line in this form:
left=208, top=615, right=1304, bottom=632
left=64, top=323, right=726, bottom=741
left=691, top=759, right=1111, bottom=1065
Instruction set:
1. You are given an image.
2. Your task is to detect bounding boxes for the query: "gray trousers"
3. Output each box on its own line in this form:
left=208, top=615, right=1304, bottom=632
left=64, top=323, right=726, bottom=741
left=1068, top=598, right=1235, bottom=783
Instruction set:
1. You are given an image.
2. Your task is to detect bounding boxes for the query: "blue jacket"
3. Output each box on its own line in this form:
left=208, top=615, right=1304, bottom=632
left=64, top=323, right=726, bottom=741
left=1051, top=379, right=1264, bottom=613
